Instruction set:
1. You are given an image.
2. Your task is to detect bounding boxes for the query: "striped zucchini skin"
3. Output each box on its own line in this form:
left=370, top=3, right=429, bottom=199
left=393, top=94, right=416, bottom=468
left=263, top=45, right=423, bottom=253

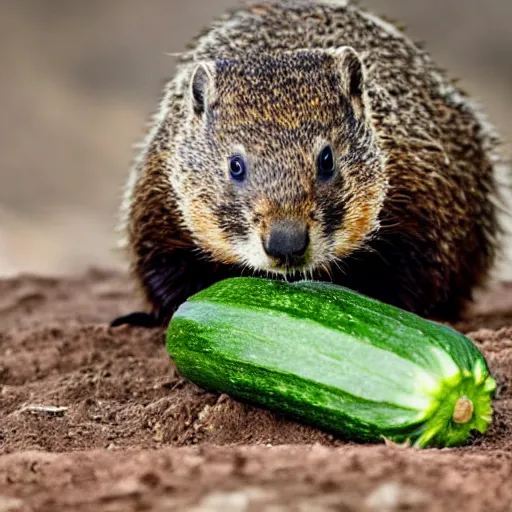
left=166, top=277, right=496, bottom=448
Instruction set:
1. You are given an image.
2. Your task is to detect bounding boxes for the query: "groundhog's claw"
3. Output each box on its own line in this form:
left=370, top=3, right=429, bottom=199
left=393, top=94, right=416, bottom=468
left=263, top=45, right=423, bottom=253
left=110, top=311, right=161, bottom=328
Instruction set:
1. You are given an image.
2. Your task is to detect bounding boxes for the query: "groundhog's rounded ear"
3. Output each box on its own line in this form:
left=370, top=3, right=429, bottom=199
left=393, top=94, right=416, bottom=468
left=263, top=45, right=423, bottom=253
left=330, top=47, right=366, bottom=120
left=190, top=61, right=216, bottom=116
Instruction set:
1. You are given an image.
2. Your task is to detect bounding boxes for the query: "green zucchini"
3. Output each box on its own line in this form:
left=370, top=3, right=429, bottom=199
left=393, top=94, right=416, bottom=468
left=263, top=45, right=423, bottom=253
left=166, top=277, right=496, bottom=448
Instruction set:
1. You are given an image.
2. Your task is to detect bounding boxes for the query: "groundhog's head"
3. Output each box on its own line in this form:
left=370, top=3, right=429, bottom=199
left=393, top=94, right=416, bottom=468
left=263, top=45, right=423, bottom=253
left=171, top=48, right=388, bottom=276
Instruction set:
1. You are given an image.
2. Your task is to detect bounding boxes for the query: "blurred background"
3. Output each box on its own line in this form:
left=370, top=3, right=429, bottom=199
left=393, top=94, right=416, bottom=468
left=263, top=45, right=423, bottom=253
left=0, top=0, right=511, bottom=278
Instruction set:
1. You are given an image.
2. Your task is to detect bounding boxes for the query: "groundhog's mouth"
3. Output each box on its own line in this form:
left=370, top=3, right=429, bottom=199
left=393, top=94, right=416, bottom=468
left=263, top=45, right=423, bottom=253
left=265, top=257, right=315, bottom=278
left=260, top=244, right=319, bottom=276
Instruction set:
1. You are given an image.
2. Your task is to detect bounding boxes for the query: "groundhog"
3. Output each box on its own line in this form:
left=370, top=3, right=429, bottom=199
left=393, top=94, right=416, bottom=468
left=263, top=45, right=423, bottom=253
left=112, top=0, right=508, bottom=328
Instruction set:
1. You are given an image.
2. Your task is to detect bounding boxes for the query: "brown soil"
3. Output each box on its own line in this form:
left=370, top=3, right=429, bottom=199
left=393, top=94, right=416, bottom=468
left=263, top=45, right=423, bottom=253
left=1, top=271, right=512, bottom=511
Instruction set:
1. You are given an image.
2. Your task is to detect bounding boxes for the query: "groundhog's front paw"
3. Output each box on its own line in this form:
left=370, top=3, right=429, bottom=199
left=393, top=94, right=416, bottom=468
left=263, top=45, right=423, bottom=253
left=110, top=311, right=161, bottom=328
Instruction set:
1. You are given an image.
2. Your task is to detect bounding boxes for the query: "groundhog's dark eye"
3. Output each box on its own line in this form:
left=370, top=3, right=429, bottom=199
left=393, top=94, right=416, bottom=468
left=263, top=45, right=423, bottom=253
left=229, top=155, right=247, bottom=182
left=317, top=145, right=336, bottom=180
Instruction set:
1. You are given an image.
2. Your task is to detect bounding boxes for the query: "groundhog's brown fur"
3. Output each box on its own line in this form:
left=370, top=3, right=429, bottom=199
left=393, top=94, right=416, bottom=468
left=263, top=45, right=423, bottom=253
left=113, top=0, right=505, bottom=328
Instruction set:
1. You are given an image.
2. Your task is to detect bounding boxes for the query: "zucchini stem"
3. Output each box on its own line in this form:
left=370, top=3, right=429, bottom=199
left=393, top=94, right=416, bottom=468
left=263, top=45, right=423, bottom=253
left=452, top=397, right=474, bottom=424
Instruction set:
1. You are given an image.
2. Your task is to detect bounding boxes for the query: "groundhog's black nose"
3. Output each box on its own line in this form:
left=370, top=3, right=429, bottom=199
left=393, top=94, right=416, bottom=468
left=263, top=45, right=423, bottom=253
left=264, top=220, right=309, bottom=260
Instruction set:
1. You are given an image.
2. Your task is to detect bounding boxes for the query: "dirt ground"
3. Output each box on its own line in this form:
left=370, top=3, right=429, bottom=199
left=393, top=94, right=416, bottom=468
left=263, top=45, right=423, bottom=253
left=0, top=271, right=512, bottom=511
